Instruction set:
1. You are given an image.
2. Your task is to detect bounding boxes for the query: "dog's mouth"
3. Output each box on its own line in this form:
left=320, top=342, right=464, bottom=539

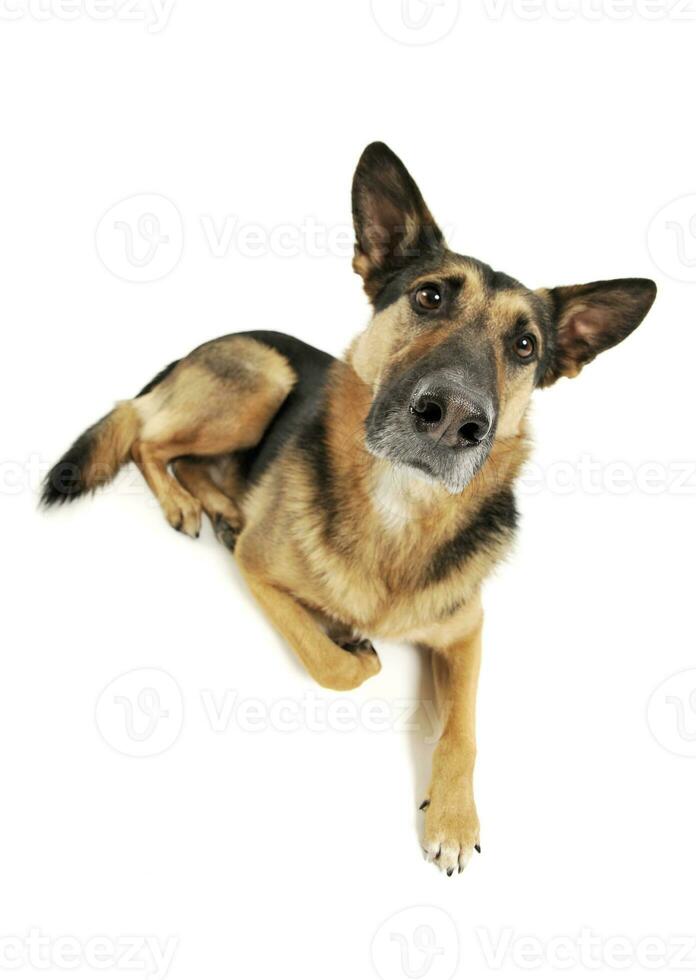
left=365, top=421, right=494, bottom=495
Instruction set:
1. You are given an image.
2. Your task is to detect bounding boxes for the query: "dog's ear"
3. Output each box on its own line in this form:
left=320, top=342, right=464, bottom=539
left=352, top=142, right=445, bottom=301
left=538, top=278, right=657, bottom=386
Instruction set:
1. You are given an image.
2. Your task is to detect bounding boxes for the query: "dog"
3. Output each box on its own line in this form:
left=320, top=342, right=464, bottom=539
left=42, top=142, right=657, bottom=875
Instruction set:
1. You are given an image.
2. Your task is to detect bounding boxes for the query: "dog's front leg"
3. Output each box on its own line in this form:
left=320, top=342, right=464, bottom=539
left=236, top=543, right=381, bottom=692
left=421, top=608, right=483, bottom=875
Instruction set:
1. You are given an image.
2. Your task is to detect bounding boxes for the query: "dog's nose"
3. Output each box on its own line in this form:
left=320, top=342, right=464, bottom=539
left=409, top=385, right=493, bottom=449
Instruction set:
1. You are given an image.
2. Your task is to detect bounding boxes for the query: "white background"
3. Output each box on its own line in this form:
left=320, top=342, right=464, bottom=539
left=2, top=1, right=696, bottom=978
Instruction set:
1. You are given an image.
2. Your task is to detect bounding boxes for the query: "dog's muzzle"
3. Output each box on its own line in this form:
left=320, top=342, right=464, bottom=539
left=365, top=367, right=497, bottom=494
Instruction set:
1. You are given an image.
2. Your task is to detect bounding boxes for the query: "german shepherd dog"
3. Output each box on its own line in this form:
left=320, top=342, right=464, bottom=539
left=43, top=143, right=656, bottom=875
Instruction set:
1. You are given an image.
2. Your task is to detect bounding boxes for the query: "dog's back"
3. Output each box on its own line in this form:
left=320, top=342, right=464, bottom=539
left=233, top=331, right=335, bottom=486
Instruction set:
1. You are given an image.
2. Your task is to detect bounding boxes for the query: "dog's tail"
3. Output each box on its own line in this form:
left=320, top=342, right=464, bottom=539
left=41, top=359, right=180, bottom=507
left=40, top=402, right=142, bottom=506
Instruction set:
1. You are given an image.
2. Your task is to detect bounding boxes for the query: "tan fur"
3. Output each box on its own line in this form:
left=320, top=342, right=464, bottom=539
left=129, top=338, right=295, bottom=536
left=422, top=607, right=482, bottom=873
left=230, top=357, right=527, bottom=729
left=236, top=540, right=382, bottom=691
left=172, top=457, right=243, bottom=541
left=83, top=402, right=141, bottom=489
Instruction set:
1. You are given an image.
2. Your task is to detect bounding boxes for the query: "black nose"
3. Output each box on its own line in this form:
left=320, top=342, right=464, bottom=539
left=409, top=386, right=493, bottom=449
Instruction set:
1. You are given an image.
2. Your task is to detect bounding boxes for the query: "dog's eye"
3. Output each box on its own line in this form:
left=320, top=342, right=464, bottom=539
left=513, top=333, right=536, bottom=360
left=413, top=283, right=442, bottom=312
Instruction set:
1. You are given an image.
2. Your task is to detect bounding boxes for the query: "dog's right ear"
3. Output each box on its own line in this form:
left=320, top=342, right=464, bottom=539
left=537, top=278, right=657, bottom=386
left=352, top=142, right=444, bottom=301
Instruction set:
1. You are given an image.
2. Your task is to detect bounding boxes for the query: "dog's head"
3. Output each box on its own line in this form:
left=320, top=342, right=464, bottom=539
left=349, top=142, right=657, bottom=494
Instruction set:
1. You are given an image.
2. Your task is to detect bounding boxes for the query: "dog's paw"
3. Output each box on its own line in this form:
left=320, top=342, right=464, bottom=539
left=213, top=513, right=241, bottom=551
left=341, top=638, right=381, bottom=685
left=420, top=793, right=480, bottom=876
left=317, top=639, right=381, bottom=691
left=165, top=497, right=202, bottom=539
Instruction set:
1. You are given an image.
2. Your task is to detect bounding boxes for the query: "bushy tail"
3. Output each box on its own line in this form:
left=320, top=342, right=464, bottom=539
left=41, top=401, right=141, bottom=506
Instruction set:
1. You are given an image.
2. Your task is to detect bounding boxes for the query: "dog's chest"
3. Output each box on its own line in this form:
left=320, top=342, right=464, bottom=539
left=311, top=506, right=514, bottom=639
left=369, top=466, right=433, bottom=532
left=316, top=554, right=478, bottom=640
left=284, top=450, right=519, bottom=638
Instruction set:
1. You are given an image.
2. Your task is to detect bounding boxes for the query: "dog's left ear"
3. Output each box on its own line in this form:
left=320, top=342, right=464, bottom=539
left=538, top=278, right=657, bottom=386
left=352, top=142, right=444, bottom=301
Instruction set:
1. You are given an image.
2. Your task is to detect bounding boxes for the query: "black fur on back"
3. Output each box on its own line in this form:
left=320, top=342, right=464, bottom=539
left=234, top=331, right=336, bottom=485
left=136, top=359, right=180, bottom=397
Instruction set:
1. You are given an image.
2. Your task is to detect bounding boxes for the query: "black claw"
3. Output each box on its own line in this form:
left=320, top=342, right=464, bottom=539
left=435, top=847, right=441, bottom=860
left=419, top=800, right=430, bottom=811
left=475, top=844, right=481, bottom=854
left=341, top=638, right=377, bottom=656
left=446, top=868, right=454, bottom=877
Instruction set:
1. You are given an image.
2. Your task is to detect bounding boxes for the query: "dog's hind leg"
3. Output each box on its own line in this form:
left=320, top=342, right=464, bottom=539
left=130, top=335, right=296, bottom=537
left=132, top=440, right=203, bottom=537
left=172, top=456, right=244, bottom=550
